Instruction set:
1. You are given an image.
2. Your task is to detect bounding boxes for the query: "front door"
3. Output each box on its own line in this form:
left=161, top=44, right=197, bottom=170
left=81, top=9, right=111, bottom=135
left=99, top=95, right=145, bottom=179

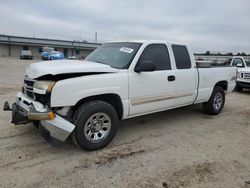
left=129, top=43, right=176, bottom=116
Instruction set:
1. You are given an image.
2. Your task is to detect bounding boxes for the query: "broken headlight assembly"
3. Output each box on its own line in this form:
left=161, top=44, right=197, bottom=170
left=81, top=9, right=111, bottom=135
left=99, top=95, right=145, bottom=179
left=33, top=81, right=56, bottom=94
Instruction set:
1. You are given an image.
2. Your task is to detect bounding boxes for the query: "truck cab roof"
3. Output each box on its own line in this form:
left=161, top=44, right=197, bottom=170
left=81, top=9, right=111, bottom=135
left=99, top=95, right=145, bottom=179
left=105, top=40, right=188, bottom=46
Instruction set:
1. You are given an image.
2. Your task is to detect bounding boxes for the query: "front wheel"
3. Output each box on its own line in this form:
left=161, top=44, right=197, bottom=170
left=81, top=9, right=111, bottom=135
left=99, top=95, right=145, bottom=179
left=72, top=100, right=118, bottom=151
left=203, top=86, right=225, bottom=115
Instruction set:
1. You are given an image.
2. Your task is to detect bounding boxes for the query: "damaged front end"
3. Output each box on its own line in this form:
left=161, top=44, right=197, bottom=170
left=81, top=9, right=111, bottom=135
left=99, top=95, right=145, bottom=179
left=3, top=77, right=75, bottom=147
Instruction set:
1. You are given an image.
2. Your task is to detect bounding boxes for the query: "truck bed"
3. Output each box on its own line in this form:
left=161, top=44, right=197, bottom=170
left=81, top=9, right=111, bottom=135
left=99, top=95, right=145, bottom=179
left=195, top=66, right=236, bottom=103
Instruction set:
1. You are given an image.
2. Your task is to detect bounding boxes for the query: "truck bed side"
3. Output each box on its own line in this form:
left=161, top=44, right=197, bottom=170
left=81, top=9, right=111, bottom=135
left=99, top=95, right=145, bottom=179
left=195, top=67, right=236, bottom=103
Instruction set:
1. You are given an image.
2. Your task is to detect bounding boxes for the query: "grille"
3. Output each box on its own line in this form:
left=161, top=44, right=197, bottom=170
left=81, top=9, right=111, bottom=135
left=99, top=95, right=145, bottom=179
left=23, top=77, right=36, bottom=99
left=243, top=72, right=250, bottom=80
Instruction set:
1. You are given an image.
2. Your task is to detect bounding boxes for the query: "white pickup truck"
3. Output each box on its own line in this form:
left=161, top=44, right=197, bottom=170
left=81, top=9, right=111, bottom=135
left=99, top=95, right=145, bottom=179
left=4, top=40, right=236, bottom=150
left=230, top=56, right=250, bottom=91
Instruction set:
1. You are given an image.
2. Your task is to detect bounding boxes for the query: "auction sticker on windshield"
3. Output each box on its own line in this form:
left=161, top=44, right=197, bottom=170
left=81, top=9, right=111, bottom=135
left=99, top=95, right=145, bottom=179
left=120, top=47, right=134, bottom=53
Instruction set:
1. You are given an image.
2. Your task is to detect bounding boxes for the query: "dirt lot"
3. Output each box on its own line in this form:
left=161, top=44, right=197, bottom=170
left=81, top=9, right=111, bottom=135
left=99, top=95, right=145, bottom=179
left=0, top=57, right=250, bottom=188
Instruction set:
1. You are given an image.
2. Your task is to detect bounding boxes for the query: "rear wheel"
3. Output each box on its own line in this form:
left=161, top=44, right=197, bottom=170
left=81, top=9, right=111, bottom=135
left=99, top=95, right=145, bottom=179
left=72, top=100, right=118, bottom=151
left=203, top=86, right=225, bottom=115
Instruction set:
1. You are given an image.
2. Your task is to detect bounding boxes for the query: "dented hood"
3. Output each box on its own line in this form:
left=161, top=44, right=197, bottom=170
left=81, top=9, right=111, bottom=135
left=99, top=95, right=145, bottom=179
left=26, top=60, right=119, bottom=79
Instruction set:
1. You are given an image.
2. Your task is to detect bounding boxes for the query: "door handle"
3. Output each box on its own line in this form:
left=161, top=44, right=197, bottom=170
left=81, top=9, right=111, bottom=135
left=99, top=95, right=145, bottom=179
left=168, top=75, right=175, bottom=82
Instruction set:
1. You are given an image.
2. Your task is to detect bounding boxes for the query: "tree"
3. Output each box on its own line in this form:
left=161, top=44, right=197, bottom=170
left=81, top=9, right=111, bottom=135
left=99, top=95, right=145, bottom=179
left=226, top=52, right=233, bottom=56
left=205, top=51, right=210, bottom=56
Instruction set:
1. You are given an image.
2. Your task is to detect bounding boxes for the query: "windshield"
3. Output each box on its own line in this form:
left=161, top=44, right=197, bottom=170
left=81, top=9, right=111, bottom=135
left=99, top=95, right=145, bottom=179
left=246, top=61, right=250, bottom=67
left=85, top=42, right=142, bottom=69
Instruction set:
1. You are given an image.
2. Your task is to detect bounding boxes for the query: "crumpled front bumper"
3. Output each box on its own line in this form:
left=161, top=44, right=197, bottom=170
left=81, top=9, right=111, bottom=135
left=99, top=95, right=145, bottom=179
left=11, top=103, right=30, bottom=125
left=4, top=92, right=75, bottom=147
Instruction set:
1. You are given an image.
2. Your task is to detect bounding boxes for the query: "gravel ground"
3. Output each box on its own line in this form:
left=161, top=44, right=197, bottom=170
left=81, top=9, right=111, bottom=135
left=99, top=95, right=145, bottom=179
left=0, top=57, right=250, bottom=188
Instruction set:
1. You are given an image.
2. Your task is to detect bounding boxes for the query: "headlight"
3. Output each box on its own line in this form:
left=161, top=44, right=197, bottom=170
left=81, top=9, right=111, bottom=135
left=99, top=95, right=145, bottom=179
left=237, top=71, right=241, bottom=79
left=33, top=81, right=56, bottom=94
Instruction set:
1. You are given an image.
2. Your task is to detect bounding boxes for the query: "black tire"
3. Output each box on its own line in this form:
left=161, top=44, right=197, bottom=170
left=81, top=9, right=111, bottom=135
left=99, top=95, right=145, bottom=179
left=203, top=86, right=225, bottom=115
left=33, top=121, right=40, bottom=129
left=72, top=100, right=118, bottom=151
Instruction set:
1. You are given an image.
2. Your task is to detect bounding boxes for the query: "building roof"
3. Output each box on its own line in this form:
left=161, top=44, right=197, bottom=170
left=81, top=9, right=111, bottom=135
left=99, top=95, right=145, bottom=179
left=0, top=34, right=101, bottom=49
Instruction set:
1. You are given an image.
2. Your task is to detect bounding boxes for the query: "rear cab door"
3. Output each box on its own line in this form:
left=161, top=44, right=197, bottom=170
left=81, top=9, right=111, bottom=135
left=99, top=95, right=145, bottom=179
left=170, top=44, right=198, bottom=106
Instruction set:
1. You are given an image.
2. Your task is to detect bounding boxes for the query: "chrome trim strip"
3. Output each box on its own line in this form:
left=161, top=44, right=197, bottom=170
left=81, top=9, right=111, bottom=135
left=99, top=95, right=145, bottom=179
left=131, top=94, right=175, bottom=106
left=27, top=112, right=54, bottom=120
left=24, top=77, right=36, bottom=82
left=176, top=90, right=194, bottom=98
left=23, top=87, right=33, bottom=92
left=23, top=78, right=36, bottom=99
left=131, top=91, right=194, bottom=106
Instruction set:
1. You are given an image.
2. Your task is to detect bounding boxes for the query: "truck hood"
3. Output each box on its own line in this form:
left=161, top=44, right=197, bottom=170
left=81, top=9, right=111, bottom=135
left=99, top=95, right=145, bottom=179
left=26, top=60, right=119, bottom=79
left=238, top=67, right=250, bottom=72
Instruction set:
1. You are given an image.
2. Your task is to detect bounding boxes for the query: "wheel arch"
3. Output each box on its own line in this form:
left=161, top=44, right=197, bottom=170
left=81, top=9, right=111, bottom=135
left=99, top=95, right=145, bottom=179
left=72, top=93, right=124, bottom=119
left=214, top=80, right=228, bottom=91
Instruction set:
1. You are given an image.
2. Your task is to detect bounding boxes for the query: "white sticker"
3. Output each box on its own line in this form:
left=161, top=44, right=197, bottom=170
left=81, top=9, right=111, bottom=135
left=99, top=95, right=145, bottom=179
left=120, top=47, right=134, bottom=53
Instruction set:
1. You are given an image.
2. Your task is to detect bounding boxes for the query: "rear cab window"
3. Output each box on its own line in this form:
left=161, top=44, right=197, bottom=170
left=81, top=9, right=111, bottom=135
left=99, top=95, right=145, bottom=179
left=172, top=45, right=191, bottom=69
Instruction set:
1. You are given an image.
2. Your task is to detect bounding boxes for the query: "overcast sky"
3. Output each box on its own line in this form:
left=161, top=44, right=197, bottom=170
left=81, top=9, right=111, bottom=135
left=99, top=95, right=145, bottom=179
left=0, top=0, right=249, bottom=53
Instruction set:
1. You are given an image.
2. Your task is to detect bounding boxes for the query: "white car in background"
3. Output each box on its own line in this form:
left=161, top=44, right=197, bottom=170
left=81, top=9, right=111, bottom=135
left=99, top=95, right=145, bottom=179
left=230, top=56, right=250, bottom=91
left=20, top=50, right=33, bottom=60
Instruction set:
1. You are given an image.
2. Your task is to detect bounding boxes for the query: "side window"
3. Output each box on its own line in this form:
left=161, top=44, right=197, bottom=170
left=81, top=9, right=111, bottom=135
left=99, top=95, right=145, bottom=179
left=138, top=44, right=171, bottom=70
left=172, top=45, right=191, bottom=69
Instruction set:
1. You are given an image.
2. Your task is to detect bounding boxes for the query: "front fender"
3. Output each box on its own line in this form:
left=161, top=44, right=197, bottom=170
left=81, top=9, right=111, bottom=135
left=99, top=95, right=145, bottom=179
left=50, top=72, right=128, bottom=107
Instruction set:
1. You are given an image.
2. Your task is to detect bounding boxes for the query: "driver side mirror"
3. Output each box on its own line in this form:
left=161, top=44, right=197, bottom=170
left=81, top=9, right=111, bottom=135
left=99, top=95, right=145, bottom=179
left=134, top=60, right=156, bottom=73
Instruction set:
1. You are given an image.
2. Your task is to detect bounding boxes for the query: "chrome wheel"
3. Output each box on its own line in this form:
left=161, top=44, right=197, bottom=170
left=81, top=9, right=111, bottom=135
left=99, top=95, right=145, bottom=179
left=84, top=112, right=111, bottom=143
left=213, top=92, right=223, bottom=110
